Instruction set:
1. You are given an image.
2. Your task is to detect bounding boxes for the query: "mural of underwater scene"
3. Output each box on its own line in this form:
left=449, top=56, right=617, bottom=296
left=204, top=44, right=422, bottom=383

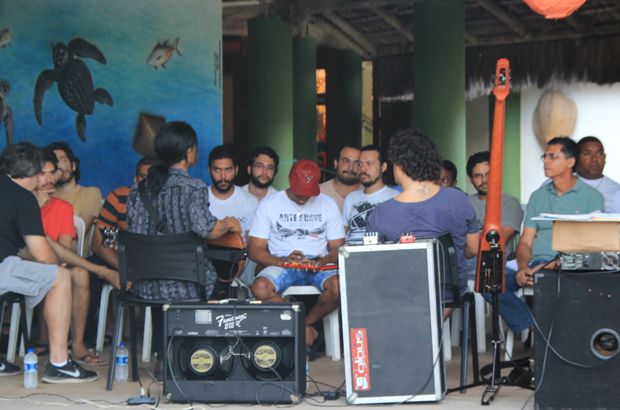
left=0, top=0, right=223, bottom=196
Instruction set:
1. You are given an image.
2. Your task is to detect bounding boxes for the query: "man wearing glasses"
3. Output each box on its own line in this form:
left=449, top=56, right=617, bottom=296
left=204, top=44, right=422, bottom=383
left=490, top=137, right=604, bottom=336
left=242, top=146, right=280, bottom=201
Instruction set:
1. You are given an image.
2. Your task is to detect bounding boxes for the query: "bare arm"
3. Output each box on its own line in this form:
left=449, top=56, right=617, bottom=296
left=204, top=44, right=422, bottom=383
left=206, top=217, right=242, bottom=240
left=515, top=227, right=536, bottom=286
left=80, top=213, right=96, bottom=234
left=500, top=226, right=517, bottom=246
left=47, top=235, right=120, bottom=290
left=248, top=237, right=291, bottom=267
left=319, top=238, right=345, bottom=265
left=91, top=222, right=119, bottom=270
left=23, top=235, right=59, bottom=265
left=464, top=232, right=480, bottom=259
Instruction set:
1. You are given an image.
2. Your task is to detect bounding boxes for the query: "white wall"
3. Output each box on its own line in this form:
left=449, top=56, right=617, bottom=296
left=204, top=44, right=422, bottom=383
left=520, top=83, right=620, bottom=203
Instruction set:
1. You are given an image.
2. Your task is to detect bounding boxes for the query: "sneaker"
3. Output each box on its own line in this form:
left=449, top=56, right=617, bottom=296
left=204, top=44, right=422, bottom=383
left=42, top=359, right=99, bottom=383
left=0, top=357, right=21, bottom=376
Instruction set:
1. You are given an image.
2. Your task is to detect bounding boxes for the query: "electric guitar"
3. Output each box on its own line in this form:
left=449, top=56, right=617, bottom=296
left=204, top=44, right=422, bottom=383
left=281, top=261, right=338, bottom=272
left=475, top=59, right=509, bottom=294
left=100, top=228, right=247, bottom=283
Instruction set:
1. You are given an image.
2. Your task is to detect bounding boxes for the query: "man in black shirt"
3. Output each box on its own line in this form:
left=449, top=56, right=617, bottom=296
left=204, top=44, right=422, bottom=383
left=0, top=142, right=97, bottom=383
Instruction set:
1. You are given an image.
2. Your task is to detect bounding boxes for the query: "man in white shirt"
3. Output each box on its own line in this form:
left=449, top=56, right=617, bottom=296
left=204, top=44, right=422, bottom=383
left=241, top=146, right=279, bottom=201
left=319, top=145, right=362, bottom=212
left=208, top=145, right=259, bottom=294
left=342, top=145, right=398, bottom=244
left=249, top=160, right=344, bottom=360
left=576, top=136, right=620, bottom=213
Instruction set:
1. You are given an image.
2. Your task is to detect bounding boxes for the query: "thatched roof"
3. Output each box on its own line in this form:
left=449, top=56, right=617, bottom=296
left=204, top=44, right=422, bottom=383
left=223, top=0, right=620, bottom=98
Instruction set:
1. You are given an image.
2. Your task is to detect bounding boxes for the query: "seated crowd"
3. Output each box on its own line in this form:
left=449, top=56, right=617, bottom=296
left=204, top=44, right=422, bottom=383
left=0, top=123, right=610, bottom=385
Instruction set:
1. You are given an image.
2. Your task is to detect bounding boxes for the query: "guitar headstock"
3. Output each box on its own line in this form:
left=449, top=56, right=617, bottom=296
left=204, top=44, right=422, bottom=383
left=493, top=58, right=510, bottom=102
left=100, top=227, right=118, bottom=249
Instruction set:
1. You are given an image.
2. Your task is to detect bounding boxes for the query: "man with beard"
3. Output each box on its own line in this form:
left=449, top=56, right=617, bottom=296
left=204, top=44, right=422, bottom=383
left=575, top=136, right=620, bottom=213
left=249, top=159, right=344, bottom=360
left=342, top=145, right=398, bottom=244
left=319, top=145, right=362, bottom=213
left=47, top=142, right=102, bottom=255
left=241, top=146, right=279, bottom=201
left=26, top=149, right=118, bottom=364
left=208, top=145, right=259, bottom=238
left=466, top=151, right=523, bottom=261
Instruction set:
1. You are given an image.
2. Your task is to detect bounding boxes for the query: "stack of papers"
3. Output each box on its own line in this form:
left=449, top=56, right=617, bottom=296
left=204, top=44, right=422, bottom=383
left=532, top=211, right=620, bottom=221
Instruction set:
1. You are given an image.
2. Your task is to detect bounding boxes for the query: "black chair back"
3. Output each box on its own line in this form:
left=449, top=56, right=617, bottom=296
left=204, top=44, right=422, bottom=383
left=418, top=233, right=461, bottom=305
left=117, top=230, right=206, bottom=297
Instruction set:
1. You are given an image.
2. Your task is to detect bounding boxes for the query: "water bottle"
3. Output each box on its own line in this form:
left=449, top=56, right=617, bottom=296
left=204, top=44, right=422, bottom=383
left=305, top=355, right=310, bottom=391
left=115, top=343, right=129, bottom=381
left=24, top=349, right=37, bottom=388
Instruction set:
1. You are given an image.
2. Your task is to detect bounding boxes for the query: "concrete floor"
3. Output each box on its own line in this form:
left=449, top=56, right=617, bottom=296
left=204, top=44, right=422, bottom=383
left=0, top=333, right=536, bottom=410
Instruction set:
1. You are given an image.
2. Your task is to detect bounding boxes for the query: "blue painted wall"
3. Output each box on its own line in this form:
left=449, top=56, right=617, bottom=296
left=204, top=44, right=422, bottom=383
left=0, top=0, right=222, bottom=196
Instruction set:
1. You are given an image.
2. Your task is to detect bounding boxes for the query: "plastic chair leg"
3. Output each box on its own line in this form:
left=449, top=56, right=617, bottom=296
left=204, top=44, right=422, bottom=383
left=142, top=307, right=152, bottom=363
left=96, top=284, right=113, bottom=352
left=6, top=302, right=20, bottom=363
left=106, top=302, right=124, bottom=391
left=324, top=307, right=340, bottom=361
left=443, top=318, right=452, bottom=362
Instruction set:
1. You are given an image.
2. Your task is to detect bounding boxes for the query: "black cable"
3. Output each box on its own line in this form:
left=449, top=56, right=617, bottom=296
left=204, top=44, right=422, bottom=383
left=138, top=368, right=161, bottom=407
left=0, top=392, right=127, bottom=405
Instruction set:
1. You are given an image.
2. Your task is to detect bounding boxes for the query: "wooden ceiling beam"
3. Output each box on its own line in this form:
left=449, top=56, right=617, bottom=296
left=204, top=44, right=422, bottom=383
left=563, top=15, right=586, bottom=32
left=306, top=0, right=411, bottom=14
left=475, top=0, right=529, bottom=38
left=322, top=10, right=378, bottom=56
left=313, top=18, right=371, bottom=58
left=369, top=6, right=414, bottom=43
left=470, top=24, right=620, bottom=47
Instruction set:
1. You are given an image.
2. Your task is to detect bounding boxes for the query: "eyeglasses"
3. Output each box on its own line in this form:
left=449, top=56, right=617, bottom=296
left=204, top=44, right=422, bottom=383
left=472, top=172, right=489, bottom=180
left=540, top=153, right=566, bottom=161
left=252, top=163, right=276, bottom=172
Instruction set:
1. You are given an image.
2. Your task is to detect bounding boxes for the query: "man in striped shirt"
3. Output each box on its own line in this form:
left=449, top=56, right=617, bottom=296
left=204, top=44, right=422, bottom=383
left=84, top=157, right=160, bottom=347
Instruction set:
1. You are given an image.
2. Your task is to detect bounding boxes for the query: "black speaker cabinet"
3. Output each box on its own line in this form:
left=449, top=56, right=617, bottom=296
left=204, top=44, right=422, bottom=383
left=338, top=241, right=446, bottom=404
left=164, top=302, right=305, bottom=404
left=534, top=270, right=620, bottom=410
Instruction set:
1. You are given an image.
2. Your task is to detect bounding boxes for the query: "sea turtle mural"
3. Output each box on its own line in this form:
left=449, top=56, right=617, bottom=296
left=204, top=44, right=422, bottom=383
left=0, top=79, right=14, bottom=146
left=33, top=37, right=113, bottom=142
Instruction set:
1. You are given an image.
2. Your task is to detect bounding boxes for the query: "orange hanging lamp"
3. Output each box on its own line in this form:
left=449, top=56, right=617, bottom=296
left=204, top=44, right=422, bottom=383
left=522, top=0, right=587, bottom=19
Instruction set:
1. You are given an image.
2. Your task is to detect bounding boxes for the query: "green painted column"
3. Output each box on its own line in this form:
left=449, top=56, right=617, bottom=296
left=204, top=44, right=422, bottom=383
left=248, top=17, right=293, bottom=190
left=503, top=92, right=521, bottom=201
left=325, top=50, right=362, bottom=168
left=412, top=0, right=466, bottom=190
left=293, top=37, right=317, bottom=162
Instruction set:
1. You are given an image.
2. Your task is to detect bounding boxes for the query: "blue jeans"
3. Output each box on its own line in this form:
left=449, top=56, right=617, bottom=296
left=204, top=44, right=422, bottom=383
left=480, top=259, right=547, bottom=335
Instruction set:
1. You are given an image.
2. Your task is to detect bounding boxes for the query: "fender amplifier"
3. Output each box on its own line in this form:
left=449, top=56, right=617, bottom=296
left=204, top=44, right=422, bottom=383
left=164, top=301, right=305, bottom=404
left=338, top=240, right=446, bottom=404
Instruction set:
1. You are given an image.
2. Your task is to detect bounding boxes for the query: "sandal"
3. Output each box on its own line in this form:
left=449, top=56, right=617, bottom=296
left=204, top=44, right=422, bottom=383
left=75, top=353, right=108, bottom=366
left=32, top=342, right=49, bottom=356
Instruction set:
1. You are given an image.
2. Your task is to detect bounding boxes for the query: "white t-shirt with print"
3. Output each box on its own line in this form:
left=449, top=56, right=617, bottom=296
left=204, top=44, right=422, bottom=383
left=208, top=186, right=259, bottom=237
left=342, top=186, right=400, bottom=244
left=249, top=190, right=345, bottom=258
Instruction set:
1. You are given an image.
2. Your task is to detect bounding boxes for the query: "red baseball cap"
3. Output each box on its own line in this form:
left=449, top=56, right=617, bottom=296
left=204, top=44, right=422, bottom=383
left=289, top=159, right=321, bottom=197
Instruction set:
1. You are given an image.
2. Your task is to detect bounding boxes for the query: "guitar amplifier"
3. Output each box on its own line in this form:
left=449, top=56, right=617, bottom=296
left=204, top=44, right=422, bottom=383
left=163, top=301, right=305, bottom=404
left=338, top=240, right=446, bottom=405
left=534, top=270, right=620, bottom=410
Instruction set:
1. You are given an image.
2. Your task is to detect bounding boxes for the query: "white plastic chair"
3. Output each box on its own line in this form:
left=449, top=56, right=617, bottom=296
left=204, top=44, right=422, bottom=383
left=10, top=216, right=86, bottom=360
left=282, top=286, right=341, bottom=361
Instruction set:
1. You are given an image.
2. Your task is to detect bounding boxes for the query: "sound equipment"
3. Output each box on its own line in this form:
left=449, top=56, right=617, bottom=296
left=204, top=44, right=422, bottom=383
left=560, top=252, right=620, bottom=271
left=338, top=240, right=446, bottom=404
left=534, top=269, right=620, bottom=410
left=163, top=301, right=305, bottom=404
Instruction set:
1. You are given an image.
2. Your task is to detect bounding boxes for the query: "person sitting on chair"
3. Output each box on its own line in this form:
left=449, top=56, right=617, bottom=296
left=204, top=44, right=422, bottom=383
left=365, top=129, right=480, bottom=319
left=249, top=159, right=344, bottom=361
left=126, top=121, right=241, bottom=377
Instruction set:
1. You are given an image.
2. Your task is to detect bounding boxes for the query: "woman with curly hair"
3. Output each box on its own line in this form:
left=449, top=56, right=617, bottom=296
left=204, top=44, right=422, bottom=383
left=366, top=129, right=479, bottom=315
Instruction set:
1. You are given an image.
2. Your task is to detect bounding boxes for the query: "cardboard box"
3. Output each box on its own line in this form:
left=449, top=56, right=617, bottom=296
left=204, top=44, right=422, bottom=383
left=552, top=220, right=620, bottom=252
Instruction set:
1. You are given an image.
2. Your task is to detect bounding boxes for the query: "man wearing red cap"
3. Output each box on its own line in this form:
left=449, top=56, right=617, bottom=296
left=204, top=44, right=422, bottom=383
left=249, top=159, right=345, bottom=361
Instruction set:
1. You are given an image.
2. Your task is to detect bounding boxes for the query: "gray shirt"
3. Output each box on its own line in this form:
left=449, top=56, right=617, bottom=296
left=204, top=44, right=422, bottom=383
left=468, top=192, right=524, bottom=257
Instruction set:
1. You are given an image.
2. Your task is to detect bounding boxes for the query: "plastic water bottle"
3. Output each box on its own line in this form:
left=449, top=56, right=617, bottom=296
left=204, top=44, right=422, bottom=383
left=115, top=343, right=129, bottom=381
left=305, top=355, right=310, bottom=391
left=24, top=349, right=37, bottom=388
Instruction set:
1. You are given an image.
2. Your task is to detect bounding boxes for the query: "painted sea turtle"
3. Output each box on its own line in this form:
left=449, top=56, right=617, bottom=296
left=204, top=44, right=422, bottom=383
left=0, top=79, right=13, bottom=146
left=33, top=37, right=113, bottom=142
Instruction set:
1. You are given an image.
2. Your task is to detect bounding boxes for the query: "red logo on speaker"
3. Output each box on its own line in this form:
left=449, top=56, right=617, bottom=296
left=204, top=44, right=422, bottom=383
left=351, top=328, right=370, bottom=391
